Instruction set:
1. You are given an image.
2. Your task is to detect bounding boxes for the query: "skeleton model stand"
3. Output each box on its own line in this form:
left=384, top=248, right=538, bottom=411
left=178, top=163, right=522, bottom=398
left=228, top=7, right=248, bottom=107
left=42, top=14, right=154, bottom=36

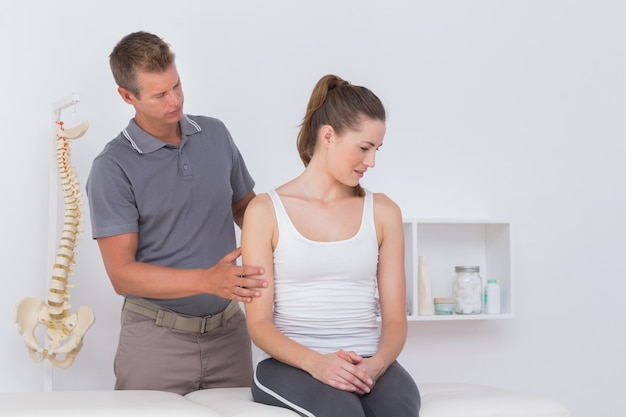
left=15, top=119, right=95, bottom=369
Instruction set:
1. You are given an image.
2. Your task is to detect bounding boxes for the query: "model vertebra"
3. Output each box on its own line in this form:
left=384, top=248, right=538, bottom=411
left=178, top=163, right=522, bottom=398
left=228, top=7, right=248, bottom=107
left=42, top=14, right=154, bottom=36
left=15, top=120, right=95, bottom=368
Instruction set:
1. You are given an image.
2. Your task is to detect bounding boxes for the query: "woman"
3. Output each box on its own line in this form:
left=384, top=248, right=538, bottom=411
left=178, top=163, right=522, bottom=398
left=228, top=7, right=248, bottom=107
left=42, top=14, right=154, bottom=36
left=241, top=74, right=420, bottom=417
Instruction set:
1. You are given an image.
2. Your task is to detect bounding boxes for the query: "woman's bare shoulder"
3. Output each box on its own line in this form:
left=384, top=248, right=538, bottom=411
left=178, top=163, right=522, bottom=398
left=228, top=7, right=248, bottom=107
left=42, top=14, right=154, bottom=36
left=245, top=192, right=275, bottom=220
left=372, top=191, right=401, bottom=217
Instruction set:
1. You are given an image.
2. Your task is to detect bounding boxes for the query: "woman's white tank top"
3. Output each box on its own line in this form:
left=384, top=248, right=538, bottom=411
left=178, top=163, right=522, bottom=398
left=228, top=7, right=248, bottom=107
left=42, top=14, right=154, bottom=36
left=261, top=188, right=380, bottom=359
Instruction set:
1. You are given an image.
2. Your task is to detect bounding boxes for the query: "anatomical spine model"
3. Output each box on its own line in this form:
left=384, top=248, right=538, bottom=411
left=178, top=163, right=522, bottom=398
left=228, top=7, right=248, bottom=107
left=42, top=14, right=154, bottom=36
left=15, top=120, right=95, bottom=368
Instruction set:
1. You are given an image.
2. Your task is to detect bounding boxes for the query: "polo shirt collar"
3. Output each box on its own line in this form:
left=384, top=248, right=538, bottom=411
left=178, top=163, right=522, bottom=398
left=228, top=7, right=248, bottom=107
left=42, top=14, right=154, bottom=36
left=122, top=115, right=202, bottom=154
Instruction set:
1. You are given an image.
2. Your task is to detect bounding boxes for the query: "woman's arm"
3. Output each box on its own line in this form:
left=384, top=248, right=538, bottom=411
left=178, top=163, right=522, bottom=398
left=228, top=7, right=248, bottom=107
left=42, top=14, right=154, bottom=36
left=241, top=194, right=311, bottom=365
left=362, top=193, right=408, bottom=382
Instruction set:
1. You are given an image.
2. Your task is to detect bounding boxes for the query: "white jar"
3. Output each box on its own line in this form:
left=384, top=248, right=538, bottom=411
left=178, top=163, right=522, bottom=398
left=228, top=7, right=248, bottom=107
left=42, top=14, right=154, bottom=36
left=484, top=279, right=501, bottom=314
left=453, top=266, right=483, bottom=314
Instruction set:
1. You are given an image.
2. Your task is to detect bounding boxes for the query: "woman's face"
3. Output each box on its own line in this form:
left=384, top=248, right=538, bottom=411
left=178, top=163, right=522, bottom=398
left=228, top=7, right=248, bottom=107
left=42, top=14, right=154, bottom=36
left=327, top=118, right=386, bottom=187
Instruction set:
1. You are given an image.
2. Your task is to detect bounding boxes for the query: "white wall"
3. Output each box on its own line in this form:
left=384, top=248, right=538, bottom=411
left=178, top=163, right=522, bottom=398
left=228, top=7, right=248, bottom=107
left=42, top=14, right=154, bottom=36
left=1, top=1, right=624, bottom=416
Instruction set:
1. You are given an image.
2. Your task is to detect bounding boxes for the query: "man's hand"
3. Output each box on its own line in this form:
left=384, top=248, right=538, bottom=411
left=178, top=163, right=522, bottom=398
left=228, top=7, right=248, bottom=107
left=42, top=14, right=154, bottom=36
left=208, top=247, right=267, bottom=302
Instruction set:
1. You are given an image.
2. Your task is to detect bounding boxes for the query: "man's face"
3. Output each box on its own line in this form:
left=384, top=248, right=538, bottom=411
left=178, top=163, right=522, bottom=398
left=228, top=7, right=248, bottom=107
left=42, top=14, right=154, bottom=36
left=120, top=64, right=185, bottom=127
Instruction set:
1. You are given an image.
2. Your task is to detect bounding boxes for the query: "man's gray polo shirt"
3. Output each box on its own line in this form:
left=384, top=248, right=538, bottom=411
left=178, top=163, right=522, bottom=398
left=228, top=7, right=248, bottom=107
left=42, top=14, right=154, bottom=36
left=86, top=114, right=255, bottom=316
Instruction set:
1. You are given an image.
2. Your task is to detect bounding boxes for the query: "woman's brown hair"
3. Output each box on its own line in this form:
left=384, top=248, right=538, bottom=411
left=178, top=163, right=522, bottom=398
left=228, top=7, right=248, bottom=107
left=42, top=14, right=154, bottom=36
left=296, top=74, right=386, bottom=196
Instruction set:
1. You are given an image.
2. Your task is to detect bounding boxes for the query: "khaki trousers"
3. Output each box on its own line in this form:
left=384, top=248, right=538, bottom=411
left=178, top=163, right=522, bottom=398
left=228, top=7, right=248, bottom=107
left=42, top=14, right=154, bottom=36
left=114, top=304, right=253, bottom=395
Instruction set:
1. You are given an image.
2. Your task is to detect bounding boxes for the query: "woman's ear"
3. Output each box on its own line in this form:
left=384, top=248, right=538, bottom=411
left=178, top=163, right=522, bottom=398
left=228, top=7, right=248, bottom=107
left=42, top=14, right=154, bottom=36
left=320, top=125, right=334, bottom=146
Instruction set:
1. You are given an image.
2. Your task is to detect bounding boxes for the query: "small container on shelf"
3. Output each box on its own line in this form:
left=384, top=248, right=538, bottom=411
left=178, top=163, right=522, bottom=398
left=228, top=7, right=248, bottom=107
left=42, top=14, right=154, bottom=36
left=453, top=266, right=483, bottom=314
left=434, top=297, right=455, bottom=315
left=484, top=279, right=501, bottom=314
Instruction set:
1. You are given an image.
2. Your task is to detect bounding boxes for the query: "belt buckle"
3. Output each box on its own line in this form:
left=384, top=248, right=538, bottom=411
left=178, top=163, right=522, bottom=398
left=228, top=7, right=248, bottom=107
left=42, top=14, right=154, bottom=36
left=199, top=313, right=214, bottom=334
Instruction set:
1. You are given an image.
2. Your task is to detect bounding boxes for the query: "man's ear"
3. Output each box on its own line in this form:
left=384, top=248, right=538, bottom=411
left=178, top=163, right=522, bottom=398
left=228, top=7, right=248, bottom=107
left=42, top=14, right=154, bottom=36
left=117, top=87, right=135, bottom=104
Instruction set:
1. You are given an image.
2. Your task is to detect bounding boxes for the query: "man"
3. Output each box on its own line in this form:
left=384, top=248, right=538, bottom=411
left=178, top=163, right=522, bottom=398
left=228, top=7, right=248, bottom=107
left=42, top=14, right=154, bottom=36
left=86, top=31, right=266, bottom=395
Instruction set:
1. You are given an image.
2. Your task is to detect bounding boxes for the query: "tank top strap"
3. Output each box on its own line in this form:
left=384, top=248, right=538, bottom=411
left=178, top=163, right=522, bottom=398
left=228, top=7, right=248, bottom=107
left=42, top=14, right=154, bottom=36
left=362, top=188, right=374, bottom=233
left=268, top=189, right=294, bottom=234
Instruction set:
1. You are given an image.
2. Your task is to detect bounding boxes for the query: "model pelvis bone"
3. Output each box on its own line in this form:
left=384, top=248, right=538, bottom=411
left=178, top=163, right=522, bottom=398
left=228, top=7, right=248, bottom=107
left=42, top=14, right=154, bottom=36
left=15, top=298, right=95, bottom=368
left=15, top=120, right=95, bottom=369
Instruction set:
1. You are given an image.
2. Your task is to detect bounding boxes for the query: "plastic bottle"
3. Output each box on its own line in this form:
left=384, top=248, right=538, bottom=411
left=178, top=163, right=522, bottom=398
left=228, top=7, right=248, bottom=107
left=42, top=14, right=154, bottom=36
left=484, top=279, right=501, bottom=314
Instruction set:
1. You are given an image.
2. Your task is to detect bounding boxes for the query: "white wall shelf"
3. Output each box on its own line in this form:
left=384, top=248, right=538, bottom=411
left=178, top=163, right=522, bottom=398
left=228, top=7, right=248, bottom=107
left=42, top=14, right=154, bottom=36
left=403, top=219, right=513, bottom=322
